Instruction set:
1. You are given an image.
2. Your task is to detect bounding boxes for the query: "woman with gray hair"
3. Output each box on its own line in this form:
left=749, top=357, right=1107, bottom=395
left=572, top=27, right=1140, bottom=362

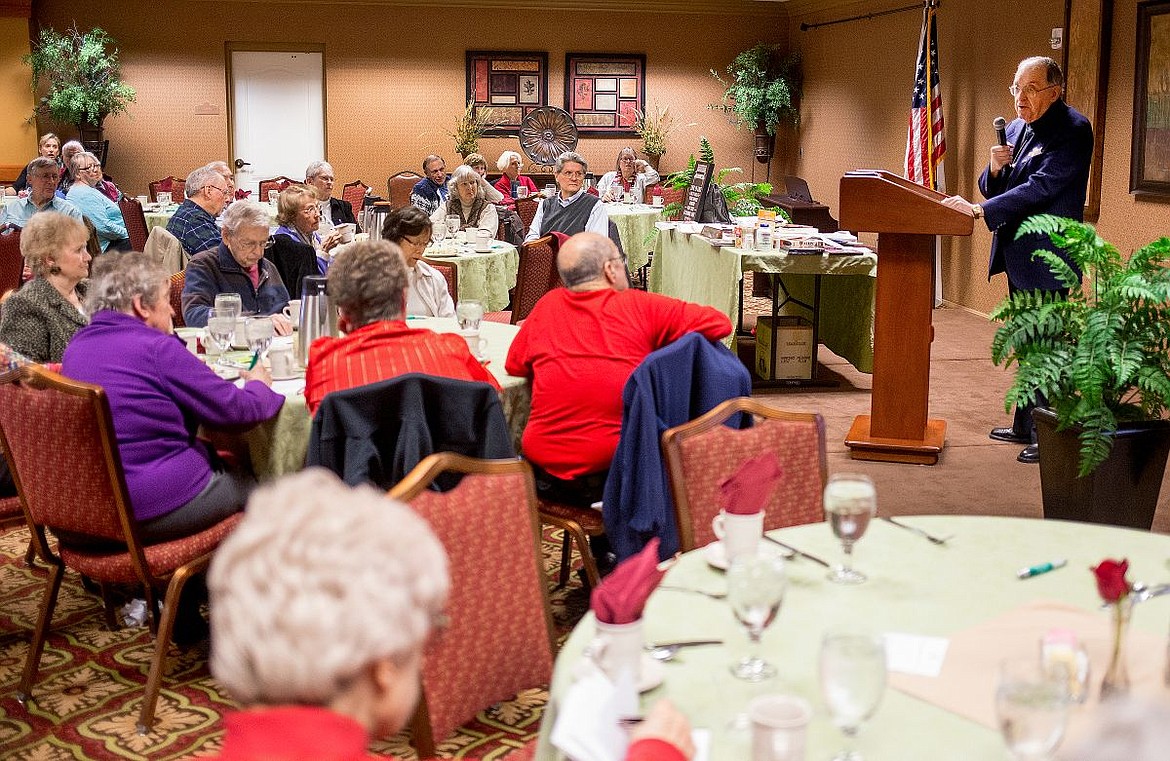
left=494, top=149, right=539, bottom=202
left=430, top=164, right=501, bottom=234
left=181, top=200, right=292, bottom=332
left=65, top=152, right=130, bottom=252
left=61, top=250, right=282, bottom=545
left=0, top=211, right=90, bottom=362
left=267, top=184, right=344, bottom=298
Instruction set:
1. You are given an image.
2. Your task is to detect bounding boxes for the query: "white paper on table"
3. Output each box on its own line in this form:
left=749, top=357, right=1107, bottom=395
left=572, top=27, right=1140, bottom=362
left=552, top=669, right=638, bottom=761
left=691, top=729, right=711, bottom=761
left=883, top=632, right=949, bottom=677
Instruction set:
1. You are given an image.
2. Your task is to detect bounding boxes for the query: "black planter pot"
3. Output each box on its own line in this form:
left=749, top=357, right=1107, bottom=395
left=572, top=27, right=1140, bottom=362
left=753, top=124, right=775, bottom=164
left=1034, top=408, right=1170, bottom=530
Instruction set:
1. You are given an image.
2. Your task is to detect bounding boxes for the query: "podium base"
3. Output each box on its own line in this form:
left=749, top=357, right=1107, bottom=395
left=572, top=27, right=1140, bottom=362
left=844, top=415, right=947, bottom=465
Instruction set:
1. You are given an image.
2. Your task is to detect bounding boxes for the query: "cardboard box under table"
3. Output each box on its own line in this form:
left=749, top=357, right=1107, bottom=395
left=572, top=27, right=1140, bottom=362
left=754, top=316, right=813, bottom=380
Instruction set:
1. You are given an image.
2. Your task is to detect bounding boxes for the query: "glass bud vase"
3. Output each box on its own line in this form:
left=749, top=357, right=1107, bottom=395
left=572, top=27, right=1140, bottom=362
left=1100, top=596, right=1133, bottom=700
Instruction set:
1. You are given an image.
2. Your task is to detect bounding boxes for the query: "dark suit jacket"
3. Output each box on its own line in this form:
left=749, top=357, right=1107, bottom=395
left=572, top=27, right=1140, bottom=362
left=265, top=234, right=319, bottom=299
left=978, top=99, right=1093, bottom=292
left=328, top=197, right=358, bottom=229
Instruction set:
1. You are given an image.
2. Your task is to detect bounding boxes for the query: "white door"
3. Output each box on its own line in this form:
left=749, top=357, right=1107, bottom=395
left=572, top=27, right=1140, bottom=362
left=229, top=49, right=324, bottom=195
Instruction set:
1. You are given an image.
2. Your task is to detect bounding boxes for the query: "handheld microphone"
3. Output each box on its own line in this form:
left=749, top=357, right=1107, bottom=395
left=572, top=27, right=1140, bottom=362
left=993, top=116, right=1008, bottom=147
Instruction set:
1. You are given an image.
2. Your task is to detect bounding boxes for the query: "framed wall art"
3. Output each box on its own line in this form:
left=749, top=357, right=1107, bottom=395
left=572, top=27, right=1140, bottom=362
left=1131, top=1, right=1170, bottom=198
left=466, top=51, right=549, bottom=135
left=564, top=53, right=646, bottom=135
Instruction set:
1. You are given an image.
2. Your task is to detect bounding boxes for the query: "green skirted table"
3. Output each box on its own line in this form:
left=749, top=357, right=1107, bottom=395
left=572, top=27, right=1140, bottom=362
left=648, top=228, right=877, bottom=374
left=604, top=203, right=664, bottom=272
left=419, top=239, right=520, bottom=313
left=536, top=515, right=1170, bottom=760
left=143, top=206, right=176, bottom=234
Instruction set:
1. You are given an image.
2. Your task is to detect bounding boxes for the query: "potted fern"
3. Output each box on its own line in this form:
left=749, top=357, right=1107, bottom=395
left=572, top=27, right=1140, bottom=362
left=710, top=43, right=801, bottom=164
left=660, top=137, right=776, bottom=221
left=990, top=215, right=1170, bottom=529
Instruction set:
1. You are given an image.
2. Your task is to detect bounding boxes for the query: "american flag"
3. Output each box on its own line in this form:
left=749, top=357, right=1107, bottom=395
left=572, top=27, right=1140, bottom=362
left=905, top=3, right=946, bottom=190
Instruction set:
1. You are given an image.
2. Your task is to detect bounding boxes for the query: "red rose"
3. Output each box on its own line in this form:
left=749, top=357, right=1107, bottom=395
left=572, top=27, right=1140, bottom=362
left=1092, top=559, right=1130, bottom=603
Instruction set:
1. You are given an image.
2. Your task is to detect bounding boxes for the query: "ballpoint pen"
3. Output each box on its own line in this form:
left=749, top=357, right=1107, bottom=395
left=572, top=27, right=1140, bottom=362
left=247, top=350, right=260, bottom=371
left=1017, top=559, right=1067, bottom=579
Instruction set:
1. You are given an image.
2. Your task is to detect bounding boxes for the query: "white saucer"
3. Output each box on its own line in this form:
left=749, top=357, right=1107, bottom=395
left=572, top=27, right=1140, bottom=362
left=211, top=365, right=239, bottom=381
left=271, top=371, right=304, bottom=381
left=703, top=540, right=785, bottom=570
left=573, top=654, right=665, bottom=693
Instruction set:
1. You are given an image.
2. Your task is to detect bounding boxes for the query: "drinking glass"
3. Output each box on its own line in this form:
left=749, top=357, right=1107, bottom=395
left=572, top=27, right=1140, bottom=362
left=820, top=633, right=887, bottom=761
left=727, top=553, right=786, bottom=682
left=214, top=293, right=243, bottom=322
left=156, top=191, right=172, bottom=208
left=268, top=189, right=280, bottom=205
left=456, top=300, right=485, bottom=332
left=824, top=473, right=877, bottom=584
left=205, top=309, right=236, bottom=363
left=245, top=317, right=274, bottom=360
left=446, top=215, right=461, bottom=238
left=996, top=657, right=1069, bottom=761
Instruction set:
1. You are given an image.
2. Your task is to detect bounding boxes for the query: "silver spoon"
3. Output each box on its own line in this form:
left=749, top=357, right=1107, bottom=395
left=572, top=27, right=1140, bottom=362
left=659, top=584, right=726, bottom=600
left=645, top=640, right=723, bottom=662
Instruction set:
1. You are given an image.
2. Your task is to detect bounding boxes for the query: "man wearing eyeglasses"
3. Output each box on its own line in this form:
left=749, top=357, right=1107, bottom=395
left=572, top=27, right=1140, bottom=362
left=942, top=56, right=1093, bottom=464
left=167, top=165, right=232, bottom=256
left=0, top=157, right=83, bottom=231
left=525, top=152, right=610, bottom=243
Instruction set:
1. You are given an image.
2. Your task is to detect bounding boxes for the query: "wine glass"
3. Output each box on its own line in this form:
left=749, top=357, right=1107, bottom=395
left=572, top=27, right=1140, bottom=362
left=456, top=300, right=485, bottom=332
left=996, top=657, right=1069, bottom=761
left=726, top=553, right=786, bottom=682
left=820, top=632, right=887, bottom=761
left=446, top=214, right=461, bottom=239
left=824, top=473, right=877, bottom=584
left=205, top=309, right=236, bottom=365
left=214, top=292, right=243, bottom=322
left=245, top=317, right=274, bottom=361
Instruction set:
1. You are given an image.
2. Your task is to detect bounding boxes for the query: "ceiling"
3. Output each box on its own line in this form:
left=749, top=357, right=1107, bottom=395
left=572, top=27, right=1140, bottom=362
left=210, top=0, right=866, bottom=18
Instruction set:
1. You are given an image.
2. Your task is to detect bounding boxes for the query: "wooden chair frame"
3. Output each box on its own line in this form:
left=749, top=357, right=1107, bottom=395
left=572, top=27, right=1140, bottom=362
left=662, top=397, right=828, bottom=553
left=387, top=170, right=423, bottom=209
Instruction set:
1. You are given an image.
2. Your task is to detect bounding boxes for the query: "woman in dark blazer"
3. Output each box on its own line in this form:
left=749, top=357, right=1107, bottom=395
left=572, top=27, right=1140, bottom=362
left=265, top=184, right=344, bottom=298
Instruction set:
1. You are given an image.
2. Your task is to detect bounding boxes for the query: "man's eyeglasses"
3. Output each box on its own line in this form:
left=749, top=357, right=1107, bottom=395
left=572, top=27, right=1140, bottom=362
left=235, top=237, right=274, bottom=252
left=1009, top=83, right=1058, bottom=98
left=208, top=184, right=229, bottom=196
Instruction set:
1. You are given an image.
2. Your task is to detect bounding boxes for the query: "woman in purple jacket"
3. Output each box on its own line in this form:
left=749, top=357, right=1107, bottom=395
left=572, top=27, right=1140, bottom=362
left=61, top=251, right=284, bottom=542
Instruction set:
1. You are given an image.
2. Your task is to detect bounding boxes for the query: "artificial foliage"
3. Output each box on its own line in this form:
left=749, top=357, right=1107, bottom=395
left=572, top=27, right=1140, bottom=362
left=450, top=101, right=501, bottom=156
left=661, top=137, right=776, bottom=219
left=24, top=25, right=135, bottom=127
left=990, top=215, right=1170, bottom=475
left=632, top=102, right=692, bottom=158
left=710, top=43, right=801, bottom=135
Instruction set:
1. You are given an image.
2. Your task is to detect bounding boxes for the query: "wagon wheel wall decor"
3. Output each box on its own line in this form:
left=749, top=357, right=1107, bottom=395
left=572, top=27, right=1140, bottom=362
left=519, top=106, right=579, bottom=167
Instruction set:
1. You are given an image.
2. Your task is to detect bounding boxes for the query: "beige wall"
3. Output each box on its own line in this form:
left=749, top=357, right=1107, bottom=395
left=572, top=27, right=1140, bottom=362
left=0, top=14, right=37, bottom=174
left=33, top=1, right=786, bottom=200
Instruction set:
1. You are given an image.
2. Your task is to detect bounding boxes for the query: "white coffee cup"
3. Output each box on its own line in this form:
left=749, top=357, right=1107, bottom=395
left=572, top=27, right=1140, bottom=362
left=460, top=329, right=487, bottom=359
left=136, top=195, right=150, bottom=207
left=516, top=185, right=529, bottom=199
left=475, top=228, right=492, bottom=252
left=455, top=230, right=468, bottom=244
left=712, top=509, right=764, bottom=562
left=269, top=347, right=296, bottom=378
left=335, top=223, right=356, bottom=243
left=652, top=195, right=664, bottom=208
left=591, top=619, right=643, bottom=684
left=282, top=299, right=302, bottom=328
left=544, top=183, right=556, bottom=199
left=749, top=694, right=811, bottom=761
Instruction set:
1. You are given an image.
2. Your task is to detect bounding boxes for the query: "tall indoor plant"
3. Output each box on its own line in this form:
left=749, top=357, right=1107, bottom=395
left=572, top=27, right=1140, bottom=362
left=990, top=215, right=1170, bottom=527
left=449, top=101, right=500, bottom=158
left=632, top=102, right=692, bottom=171
left=710, top=43, right=801, bottom=164
left=24, top=25, right=136, bottom=142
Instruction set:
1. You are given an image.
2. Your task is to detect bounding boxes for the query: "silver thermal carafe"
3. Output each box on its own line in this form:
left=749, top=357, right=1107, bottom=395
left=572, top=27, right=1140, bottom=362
left=297, top=276, right=337, bottom=367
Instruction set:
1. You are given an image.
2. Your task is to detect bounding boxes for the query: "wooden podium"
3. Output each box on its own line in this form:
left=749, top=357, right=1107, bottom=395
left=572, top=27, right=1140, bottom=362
left=838, top=170, right=973, bottom=465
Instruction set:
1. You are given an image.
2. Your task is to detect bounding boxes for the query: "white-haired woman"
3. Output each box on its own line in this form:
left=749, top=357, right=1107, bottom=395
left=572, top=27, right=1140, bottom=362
left=430, top=164, right=499, bottom=234
left=494, top=150, right=538, bottom=203
left=598, top=147, right=660, bottom=203
left=0, top=211, right=90, bottom=363
left=66, top=152, right=129, bottom=252
left=207, top=469, right=694, bottom=761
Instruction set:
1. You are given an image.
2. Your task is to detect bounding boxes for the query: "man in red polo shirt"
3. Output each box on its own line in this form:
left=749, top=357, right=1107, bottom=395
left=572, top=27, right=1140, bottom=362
left=304, top=240, right=498, bottom=415
left=506, top=232, right=732, bottom=515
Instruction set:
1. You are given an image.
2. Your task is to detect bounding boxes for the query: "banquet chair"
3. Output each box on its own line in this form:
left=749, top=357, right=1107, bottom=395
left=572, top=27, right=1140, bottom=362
left=387, top=170, right=422, bottom=209
left=258, top=176, right=298, bottom=198
left=0, top=227, right=22, bottom=298
left=147, top=176, right=186, bottom=201
left=421, top=257, right=458, bottom=304
left=341, top=179, right=369, bottom=211
left=514, top=196, right=539, bottom=231
left=117, top=196, right=150, bottom=251
left=0, top=364, right=242, bottom=734
left=662, top=397, right=827, bottom=553
left=483, top=234, right=560, bottom=325
left=169, top=271, right=186, bottom=328
left=538, top=496, right=605, bottom=589
left=388, top=453, right=555, bottom=759
left=82, top=217, right=101, bottom=260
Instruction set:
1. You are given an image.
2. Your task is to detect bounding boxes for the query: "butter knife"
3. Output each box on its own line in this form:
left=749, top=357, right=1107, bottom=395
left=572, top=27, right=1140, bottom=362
left=763, top=535, right=830, bottom=567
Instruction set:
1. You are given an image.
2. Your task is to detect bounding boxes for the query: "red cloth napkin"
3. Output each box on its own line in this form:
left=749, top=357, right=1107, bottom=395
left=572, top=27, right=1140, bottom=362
left=591, top=538, right=666, bottom=624
left=719, top=452, right=784, bottom=515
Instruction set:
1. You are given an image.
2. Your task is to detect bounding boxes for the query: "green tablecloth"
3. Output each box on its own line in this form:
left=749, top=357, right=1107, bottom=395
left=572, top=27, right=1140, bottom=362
left=143, top=207, right=175, bottom=233
left=424, top=240, right=520, bottom=313
left=240, top=317, right=530, bottom=478
left=649, top=229, right=877, bottom=373
left=537, top=515, right=1170, bottom=760
left=605, top=203, right=664, bottom=272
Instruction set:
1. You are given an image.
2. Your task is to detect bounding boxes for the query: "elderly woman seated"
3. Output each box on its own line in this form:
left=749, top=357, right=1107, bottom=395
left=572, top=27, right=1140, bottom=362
left=65, top=152, right=129, bottom=252
left=266, top=184, right=344, bottom=298
left=598, top=147, right=660, bottom=203
left=494, top=150, right=539, bottom=203
left=430, top=164, right=500, bottom=235
left=0, top=211, right=90, bottom=363
left=181, top=200, right=293, bottom=334
left=382, top=207, right=455, bottom=318
left=61, top=251, right=283, bottom=545
left=206, top=469, right=695, bottom=761
left=6, top=132, right=59, bottom=196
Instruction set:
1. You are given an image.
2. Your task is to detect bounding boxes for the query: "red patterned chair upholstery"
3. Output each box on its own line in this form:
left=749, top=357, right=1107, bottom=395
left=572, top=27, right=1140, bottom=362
left=483, top=234, right=560, bottom=325
left=147, top=176, right=186, bottom=201
left=341, top=179, right=369, bottom=211
left=662, top=397, right=827, bottom=552
left=118, top=196, right=150, bottom=251
left=169, top=271, right=186, bottom=328
left=388, top=454, right=555, bottom=758
left=422, top=257, right=458, bottom=304
left=387, top=170, right=422, bottom=209
left=514, top=196, right=540, bottom=231
left=659, top=186, right=686, bottom=220
left=258, top=176, right=299, bottom=200
left=0, top=364, right=242, bottom=734
left=0, top=227, right=22, bottom=297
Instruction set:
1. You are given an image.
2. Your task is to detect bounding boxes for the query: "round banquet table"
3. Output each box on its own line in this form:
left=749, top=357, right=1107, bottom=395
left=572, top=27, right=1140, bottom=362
left=143, top=204, right=177, bottom=233
left=421, top=238, right=519, bottom=313
left=535, top=515, right=1170, bottom=760
left=604, top=202, right=664, bottom=272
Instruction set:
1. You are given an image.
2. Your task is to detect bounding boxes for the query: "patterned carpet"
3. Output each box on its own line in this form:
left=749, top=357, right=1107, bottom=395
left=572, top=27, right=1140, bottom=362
left=0, top=523, right=590, bottom=760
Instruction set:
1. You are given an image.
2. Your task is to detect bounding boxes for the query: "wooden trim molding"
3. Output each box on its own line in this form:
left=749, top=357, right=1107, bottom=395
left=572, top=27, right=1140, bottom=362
left=0, top=0, right=31, bottom=18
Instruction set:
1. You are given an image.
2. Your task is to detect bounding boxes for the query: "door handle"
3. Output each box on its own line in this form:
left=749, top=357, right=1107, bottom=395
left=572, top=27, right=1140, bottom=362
left=234, top=159, right=251, bottom=170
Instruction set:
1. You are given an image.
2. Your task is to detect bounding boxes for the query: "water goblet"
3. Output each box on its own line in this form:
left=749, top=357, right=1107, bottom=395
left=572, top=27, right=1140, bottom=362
left=214, top=293, right=243, bottom=322
left=820, top=632, right=887, bottom=761
left=456, top=300, right=485, bottom=332
left=205, top=309, right=237, bottom=364
left=268, top=189, right=280, bottom=205
left=156, top=191, right=172, bottom=208
left=824, top=473, right=877, bottom=584
left=727, top=553, right=786, bottom=682
left=996, top=657, right=1069, bottom=761
left=446, top=215, right=461, bottom=239
left=245, top=317, right=274, bottom=361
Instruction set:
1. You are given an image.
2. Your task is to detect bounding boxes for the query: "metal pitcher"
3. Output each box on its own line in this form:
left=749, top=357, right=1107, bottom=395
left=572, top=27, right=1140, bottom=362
left=365, top=202, right=393, bottom=243
left=297, top=276, right=337, bottom=367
